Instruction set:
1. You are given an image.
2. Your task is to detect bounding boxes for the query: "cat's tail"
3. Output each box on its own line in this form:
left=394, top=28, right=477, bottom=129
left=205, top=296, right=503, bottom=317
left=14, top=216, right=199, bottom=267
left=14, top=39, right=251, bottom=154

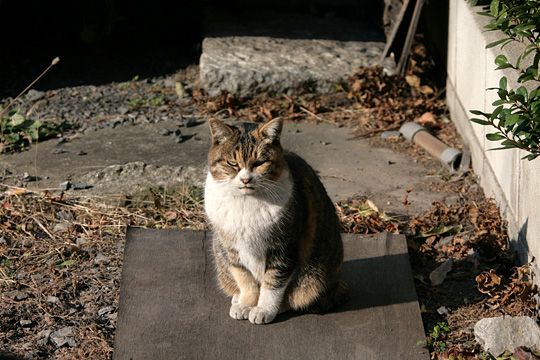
left=308, top=279, right=349, bottom=314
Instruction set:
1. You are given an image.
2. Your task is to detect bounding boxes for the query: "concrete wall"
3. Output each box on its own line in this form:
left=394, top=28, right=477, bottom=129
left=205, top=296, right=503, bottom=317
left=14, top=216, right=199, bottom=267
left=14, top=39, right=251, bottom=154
left=446, top=0, right=540, bottom=266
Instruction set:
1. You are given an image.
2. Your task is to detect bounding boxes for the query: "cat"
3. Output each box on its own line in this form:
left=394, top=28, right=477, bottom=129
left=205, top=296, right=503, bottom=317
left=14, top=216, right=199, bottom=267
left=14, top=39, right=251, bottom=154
left=204, top=118, right=347, bottom=325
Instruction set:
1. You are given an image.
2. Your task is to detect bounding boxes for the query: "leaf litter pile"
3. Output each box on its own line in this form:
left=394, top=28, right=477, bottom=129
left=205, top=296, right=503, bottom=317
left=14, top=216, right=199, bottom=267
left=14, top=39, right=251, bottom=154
left=1, top=41, right=538, bottom=358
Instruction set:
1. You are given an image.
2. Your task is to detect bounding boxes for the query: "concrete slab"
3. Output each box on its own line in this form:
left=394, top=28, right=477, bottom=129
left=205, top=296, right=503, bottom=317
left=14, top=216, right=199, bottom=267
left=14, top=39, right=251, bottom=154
left=199, top=12, right=391, bottom=97
left=2, top=121, right=450, bottom=214
left=114, top=228, right=428, bottom=360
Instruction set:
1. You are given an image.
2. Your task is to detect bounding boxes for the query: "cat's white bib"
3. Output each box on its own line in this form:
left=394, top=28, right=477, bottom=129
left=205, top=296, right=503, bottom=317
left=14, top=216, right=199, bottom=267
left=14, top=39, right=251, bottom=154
left=204, top=171, right=292, bottom=281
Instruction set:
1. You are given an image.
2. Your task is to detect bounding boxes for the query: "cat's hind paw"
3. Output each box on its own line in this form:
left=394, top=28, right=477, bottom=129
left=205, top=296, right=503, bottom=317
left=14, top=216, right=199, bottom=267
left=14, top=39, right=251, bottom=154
left=229, top=303, right=252, bottom=320
left=248, top=306, right=278, bottom=325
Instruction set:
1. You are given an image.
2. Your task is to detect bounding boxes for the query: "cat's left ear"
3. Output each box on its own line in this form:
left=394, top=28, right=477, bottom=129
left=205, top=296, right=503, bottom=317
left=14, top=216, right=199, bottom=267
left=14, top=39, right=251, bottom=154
left=208, top=119, right=237, bottom=145
left=258, top=118, right=283, bottom=142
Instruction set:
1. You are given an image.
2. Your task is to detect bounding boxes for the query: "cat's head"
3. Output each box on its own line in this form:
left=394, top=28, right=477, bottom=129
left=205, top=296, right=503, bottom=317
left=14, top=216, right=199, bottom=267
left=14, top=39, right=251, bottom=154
left=207, top=118, right=287, bottom=195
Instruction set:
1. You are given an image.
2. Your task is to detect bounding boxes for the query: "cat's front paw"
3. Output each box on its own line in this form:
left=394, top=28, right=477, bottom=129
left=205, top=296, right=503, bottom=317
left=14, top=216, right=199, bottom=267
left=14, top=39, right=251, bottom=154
left=248, top=306, right=278, bottom=325
left=229, top=303, right=252, bottom=320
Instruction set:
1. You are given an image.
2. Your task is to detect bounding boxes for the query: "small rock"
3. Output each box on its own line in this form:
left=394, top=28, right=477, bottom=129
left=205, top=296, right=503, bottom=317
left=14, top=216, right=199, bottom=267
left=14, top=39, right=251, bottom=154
left=94, top=253, right=110, bottom=266
left=0, top=236, right=8, bottom=245
left=4, top=290, right=29, bottom=301
left=429, top=259, right=453, bottom=286
left=175, top=81, right=187, bottom=98
left=56, top=137, right=68, bottom=145
left=381, top=130, right=401, bottom=139
left=174, top=129, right=185, bottom=143
left=37, top=329, right=52, bottom=345
left=183, top=117, right=197, bottom=127
left=77, top=150, right=87, bottom=156
left=75, top=238, right=87, bottom=246
left=444, top=195, right=461, bottom=205
left=56, top=210, right=74, bottom=221
left=118, top=106, right=129, bottom=115
left=22, top=239, right=33, bottom=248
left=98, top=305, right=114, bottom=316
left=474, top=316, right=540, bottom=356
left=15, top=291, right=29, bottom=301
left=38, top=329, right=52, bottom=339
left=160, top=129, right=173, bottom=136
left=22, top=172, right=39, bottom=182
left=50, top=327, right=76, bottom=348
left=46, top=296, right=60, bottom=305
left=437, top=306, right=449, bottom=315
left=26, top=89, right=45, bottom=101
left=51, top=148, right=68, bottom=155
left=53, top=223, right=70, bottom=233
left=19, top=319, right=33, bottom=327
left=59, top=181, right=71, bottom=191
left=71, top=183, right=92, bottom=190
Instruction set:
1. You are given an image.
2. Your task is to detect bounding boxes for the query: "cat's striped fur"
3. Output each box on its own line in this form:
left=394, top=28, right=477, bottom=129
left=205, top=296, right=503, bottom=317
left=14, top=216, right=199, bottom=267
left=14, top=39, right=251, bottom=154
left=204, top=118, right=347, bottom=324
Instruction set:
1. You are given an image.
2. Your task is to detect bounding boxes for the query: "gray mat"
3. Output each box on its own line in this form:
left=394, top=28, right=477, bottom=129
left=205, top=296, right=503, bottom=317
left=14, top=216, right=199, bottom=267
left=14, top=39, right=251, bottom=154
left=114, top=229, right=428, bottom=360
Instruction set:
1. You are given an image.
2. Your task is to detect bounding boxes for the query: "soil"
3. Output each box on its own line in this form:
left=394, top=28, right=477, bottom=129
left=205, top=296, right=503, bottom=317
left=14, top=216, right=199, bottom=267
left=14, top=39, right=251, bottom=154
left=1, top=61, right=537, bottom=359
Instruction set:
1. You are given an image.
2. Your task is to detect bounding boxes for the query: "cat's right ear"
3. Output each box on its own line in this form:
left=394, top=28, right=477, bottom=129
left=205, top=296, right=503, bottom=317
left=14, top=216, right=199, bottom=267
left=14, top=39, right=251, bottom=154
left=208, top=119, right=236, bottom=145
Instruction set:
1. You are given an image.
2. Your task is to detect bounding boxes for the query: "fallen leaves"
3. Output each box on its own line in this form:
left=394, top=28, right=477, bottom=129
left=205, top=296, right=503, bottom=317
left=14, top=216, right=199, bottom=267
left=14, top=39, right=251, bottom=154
left=0, top=185, right=206, bottom=358
left=336, top=197, right=399, bottom=234
left=476, top=269, right=502, bottom=295
left=192, top=67, right=448, bottom=139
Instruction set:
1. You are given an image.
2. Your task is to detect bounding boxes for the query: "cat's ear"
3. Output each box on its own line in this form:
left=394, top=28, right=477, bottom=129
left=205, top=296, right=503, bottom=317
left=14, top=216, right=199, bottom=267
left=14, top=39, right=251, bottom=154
left=208, top=119, right=236, bottom=145
left=258, top=118, right=283, bottom=142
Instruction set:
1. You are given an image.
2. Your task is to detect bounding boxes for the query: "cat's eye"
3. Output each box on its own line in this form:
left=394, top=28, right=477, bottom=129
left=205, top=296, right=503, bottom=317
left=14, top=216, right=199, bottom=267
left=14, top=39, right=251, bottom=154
left=253, top=160, right=269, bottom=168
left=226, top=160, right=238, bottom=167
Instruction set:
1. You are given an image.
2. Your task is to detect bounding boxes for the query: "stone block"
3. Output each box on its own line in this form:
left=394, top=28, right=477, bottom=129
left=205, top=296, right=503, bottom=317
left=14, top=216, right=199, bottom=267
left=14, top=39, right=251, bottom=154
left=199, top=36, right=388, bottom=97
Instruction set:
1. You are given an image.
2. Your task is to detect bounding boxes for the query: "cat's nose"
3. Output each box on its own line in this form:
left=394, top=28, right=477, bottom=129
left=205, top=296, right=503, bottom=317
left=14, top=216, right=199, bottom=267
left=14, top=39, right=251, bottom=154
left=241, top=177, right=252, bottom=184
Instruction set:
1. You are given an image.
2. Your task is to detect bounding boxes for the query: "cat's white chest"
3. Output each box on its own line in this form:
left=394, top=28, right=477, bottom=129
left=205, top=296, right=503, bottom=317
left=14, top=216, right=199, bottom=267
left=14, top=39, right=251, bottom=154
left=205, top=172, right=291, bottom=280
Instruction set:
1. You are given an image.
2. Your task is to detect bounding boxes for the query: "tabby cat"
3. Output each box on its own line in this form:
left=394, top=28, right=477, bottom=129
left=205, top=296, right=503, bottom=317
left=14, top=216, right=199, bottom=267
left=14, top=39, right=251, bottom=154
left=204, top=118, right=346, bottom=325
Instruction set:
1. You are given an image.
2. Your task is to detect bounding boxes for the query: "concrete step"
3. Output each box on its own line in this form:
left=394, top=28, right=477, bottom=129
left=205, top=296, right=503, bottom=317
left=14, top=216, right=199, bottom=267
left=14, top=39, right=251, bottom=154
left=199, top=12, right=393, bottom=97
left=114, top=228, right=428, bottom=360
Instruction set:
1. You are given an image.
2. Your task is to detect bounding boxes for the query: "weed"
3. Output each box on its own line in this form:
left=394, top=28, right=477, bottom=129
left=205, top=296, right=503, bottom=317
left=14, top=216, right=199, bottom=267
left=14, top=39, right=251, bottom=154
left=419, top=321, right=450, bottom=353
left=0, top=110, right=69, bottom=153
left=149, top=95, right=164, bottom=107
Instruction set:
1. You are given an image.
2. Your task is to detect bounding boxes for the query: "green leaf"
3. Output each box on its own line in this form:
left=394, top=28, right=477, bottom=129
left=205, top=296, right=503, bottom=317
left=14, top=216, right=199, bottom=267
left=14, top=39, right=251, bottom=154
left=419, top=225, right=463, bottom=238
left=490, top=0, right=500, bottom=16
left=470, top=118, right=492, bottom=125
left=56, top=259, right=77, bottom=267
left=524, top=153, right=540, bottom=161
left=470, top=110, right=488, bottom=117
left=10, top=113, right=25, bottom=127
left=516, top=86, right=528, bottom=101
left=504, top=113, right=520, bottom=126
left=490, top=105, right=504, bottom=120
left=499, top=76, right=507, bottom=90
left=486, top=37, right=510, bottom=49
left=486, top=132, right=506, bottom=141
left=495, top=54, right=509, bottom=67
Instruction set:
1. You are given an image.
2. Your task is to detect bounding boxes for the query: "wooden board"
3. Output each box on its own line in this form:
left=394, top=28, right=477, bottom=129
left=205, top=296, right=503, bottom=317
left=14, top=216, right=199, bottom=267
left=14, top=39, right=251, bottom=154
left=114, top=229, right=429, bottom=360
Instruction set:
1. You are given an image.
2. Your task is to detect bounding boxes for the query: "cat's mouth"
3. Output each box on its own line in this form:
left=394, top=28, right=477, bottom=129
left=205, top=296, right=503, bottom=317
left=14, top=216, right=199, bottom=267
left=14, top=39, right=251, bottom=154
left=239, top=186, right=256, bottom=193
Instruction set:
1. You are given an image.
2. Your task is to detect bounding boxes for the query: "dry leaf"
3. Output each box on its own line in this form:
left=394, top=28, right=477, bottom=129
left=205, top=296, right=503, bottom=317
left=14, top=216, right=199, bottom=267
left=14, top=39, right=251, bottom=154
left=476, top=269, right=501, bottom=294
left=405, top=74, right=421, bottom=89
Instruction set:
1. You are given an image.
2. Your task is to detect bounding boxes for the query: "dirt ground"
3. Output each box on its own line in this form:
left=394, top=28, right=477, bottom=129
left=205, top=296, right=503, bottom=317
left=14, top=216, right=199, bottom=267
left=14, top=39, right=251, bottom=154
left=1, top=59, right=537, bottom=359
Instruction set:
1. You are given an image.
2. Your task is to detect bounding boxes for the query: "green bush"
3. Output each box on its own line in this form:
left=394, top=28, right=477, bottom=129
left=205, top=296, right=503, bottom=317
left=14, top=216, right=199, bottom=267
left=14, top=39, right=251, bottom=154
left=469, top=0, right=540, bottom=160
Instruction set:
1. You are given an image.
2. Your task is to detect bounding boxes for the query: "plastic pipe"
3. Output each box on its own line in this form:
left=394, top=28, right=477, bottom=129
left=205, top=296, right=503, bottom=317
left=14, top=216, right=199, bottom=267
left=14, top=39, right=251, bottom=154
left=399, top=122, right=470, bottom=173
